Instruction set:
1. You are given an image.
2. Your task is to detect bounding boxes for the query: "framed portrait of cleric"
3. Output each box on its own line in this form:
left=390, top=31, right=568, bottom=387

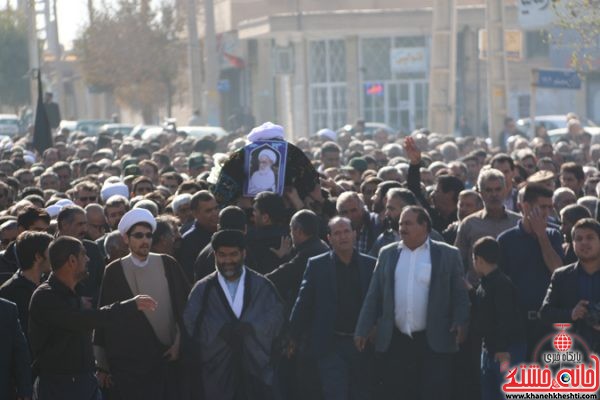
left=243, top=140, right=288, bottom=197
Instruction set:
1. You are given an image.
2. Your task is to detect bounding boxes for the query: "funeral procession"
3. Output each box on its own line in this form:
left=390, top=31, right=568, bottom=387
left=1, top=0, right=600, bottom=399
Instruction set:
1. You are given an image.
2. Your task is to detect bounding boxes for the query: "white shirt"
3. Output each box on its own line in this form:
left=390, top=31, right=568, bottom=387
left=217, top=266, right=246, bottom=318
left=130, top=253, right=150, bottom=268
left=394, top=238, right=432, bottom=336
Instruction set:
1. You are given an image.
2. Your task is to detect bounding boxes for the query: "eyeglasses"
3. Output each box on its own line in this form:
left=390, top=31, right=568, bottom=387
left=79, top=196, right=97, bottom=202
left=129, top=232, right=153, bottom=239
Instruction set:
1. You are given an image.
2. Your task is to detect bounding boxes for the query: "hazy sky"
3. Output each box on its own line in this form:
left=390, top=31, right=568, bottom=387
left=2, top=0, right=166, bottom=50
left=56, top=0, right=88, bottom=49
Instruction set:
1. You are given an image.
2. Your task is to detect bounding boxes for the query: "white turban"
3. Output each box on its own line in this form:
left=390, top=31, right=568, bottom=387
left=101, top=182, right=129, bottom=202
left=258, top=149, right=277, bottom=163
left=317, top=128, right=337, bottom=142
left=118, top=208, right=157, bottom=236
left=46, top=205, right=62, bottom=218
left=247, top=122, right=285, bottom=142
left=46, top=199, right=75, bottom=218
left=55, top=199, right=74, bottom=207
left=172, top=193, right=192, bottom=213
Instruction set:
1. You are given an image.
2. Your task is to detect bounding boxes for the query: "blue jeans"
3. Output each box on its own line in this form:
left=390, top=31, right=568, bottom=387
left=317, top=335, right=370, bottom=400
left=480, top=342, right=526, bottom=400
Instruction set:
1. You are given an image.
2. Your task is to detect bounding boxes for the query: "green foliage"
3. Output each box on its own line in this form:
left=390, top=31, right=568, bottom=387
left=0, top=10, right=30, bottom=110
left=551, top=0, right=600, bottom=70
left=75, top=0, right=184, bottom=121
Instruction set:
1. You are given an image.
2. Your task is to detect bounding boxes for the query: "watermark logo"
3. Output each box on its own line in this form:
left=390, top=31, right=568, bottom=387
left=503, top=324, right=599, bottom=394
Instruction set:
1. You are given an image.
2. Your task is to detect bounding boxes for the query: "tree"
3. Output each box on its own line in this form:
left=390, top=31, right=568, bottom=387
left=75, top=0, right=184, bottom=122
left=0, top=9, right=30, bottom=112
left=552, top=0, right=600, bottom=70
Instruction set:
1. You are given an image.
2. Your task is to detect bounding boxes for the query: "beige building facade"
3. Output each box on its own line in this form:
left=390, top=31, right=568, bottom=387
left=196, top=0, right=596, bottom=139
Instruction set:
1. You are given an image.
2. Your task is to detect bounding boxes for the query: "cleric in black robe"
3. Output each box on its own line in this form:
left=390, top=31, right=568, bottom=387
left=184, top=229, right=285, bottom=400
left=93, top=209, right=190, bottom=400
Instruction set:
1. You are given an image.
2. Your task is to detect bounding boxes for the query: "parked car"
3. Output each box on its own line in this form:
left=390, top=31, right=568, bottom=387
left=58, top=120, right=77, bottom=132
left=178, top=126, right=228, bottom=140
left=337, top=122, right=396, bottom=136
left=547, top=128, right=600, bottom=145
left=0, top=114, right=20, bottom=137
left=140, top=127, right=167, bottom=142
left=130, top=125, right=161, bottom=138
left=74, top=120, right=111, bottom=136
left=517, top=115, right=599, bottom=138
left=99, top=123, right=134, bottom=136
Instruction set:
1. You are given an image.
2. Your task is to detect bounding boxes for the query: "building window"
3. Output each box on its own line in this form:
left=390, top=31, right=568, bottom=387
left=360, top=35, right=428, bottom=132
left=309, top=39, right=347, bottom=132
left=526, top=31, right=549, bottom=58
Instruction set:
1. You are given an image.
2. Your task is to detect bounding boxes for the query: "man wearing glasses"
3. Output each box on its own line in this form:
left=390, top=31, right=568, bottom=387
left=94, top=209, right=190, bottom=400
left=73, top=181, right=100, bottom=208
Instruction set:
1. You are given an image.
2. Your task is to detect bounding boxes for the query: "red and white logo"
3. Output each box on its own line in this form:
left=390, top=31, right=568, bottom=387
left=503, top=324, right=599, bottom=394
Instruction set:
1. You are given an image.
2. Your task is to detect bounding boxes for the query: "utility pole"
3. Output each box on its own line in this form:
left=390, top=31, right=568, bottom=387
left=484, top=0, right=508, bottom=146
left=44, top=0, right=63, bottom=110
left=202, top=0, right=220, bottom=126
left=186, top=0, right=203, bottom=117
left=428, top=0, right=457, bottom=135
left=26, top=0, right=40, bottom=110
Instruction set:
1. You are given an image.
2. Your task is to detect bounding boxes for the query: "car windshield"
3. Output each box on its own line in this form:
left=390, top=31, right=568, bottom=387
left=0, top=120, right=18, bottom=126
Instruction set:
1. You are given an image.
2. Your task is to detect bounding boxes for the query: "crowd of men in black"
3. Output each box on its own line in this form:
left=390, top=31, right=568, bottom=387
left=1, top=114, right=600, bottom=400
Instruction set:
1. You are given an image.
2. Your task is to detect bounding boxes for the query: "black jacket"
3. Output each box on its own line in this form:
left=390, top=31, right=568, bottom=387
left=0, top=242, right=19, bottom=285
left=79, top=239, right=106, bottom=306
left=266, top=236, right=329, bottom=309
left=178, top=221, right=213, bottom=282
left=246, top=224, right=291, bottom=275
left=0, top=298, right=31, bottom=399
left=472, top=268, right=524, bottom=354
left=0, top=272, right=37, bottom=334
left=540, top=263, right=600, bottom=351
left=289, top=251, right=376, bottom=357
left=29, top=274, right=137, bottom=375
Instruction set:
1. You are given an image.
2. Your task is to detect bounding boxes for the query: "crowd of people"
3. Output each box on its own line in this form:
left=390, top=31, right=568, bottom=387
left=1, top=113, right=600, bottom=400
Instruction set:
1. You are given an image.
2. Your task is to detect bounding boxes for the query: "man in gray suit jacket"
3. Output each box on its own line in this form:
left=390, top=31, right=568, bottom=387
left=355, top=206, right=470, bottom=400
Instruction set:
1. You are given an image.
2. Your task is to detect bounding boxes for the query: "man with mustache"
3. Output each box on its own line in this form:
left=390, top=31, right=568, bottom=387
left=369, top=188, right=418, bottom=257
left=184, top=229, right=285, bottom=399
left=355, top=206, right=470, bottom=400
left=93, top=209, right=190, bottom=400
left=455, top=169, right=521, bottom=286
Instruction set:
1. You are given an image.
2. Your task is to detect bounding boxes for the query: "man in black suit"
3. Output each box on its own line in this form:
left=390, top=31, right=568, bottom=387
left=178, top=190, right=218, bottom=281
left=57, top=206, right=105, bottom=306
left=267, top=209, right=329, bottom=308
left=290, top=216, right=376, bottom=400
left=0, top=298, right=31, bottom=400
left=0, top=231, right=53, bottom=334
left=540, top=218, right=600, bottom=352
left=267, top=209, right=329, bottom=400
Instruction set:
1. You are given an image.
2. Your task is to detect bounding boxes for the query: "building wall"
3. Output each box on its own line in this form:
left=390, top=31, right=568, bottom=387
left=200, top=0, right=593, bottom=136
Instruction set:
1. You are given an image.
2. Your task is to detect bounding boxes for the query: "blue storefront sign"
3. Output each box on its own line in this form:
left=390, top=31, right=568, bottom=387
left=217, top=79, right=231, bottom=93
left=535, top=69, right=581, bottom=90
